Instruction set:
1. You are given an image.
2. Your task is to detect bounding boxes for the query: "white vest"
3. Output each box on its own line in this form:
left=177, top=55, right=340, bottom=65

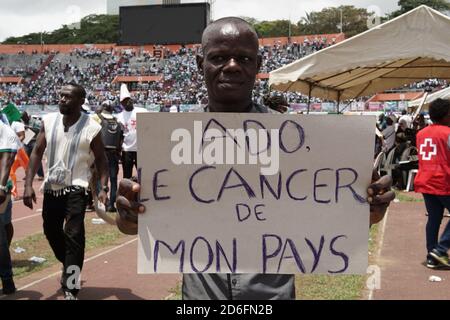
left=42, top=112, right=101, bottom=194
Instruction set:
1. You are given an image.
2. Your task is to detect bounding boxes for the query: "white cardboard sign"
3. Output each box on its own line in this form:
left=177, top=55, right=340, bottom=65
left=137, top=113, right=375, bottom=274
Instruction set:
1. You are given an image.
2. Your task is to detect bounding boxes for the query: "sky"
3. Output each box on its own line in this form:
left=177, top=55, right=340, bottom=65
left=0, top=0, right=400, bottom=41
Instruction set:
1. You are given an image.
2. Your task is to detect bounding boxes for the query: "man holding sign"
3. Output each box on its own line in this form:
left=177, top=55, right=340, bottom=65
left=116, top=17, right=395, bottom=300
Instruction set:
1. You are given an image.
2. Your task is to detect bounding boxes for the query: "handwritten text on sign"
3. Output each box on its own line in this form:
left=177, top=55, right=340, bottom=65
left=137, top=113, right=375, bottom=274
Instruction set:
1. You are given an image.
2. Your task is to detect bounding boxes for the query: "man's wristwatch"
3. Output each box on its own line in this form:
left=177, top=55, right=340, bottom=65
left=101, top=186, right=110, bottom=193
left=0, top=185, right=8, bottom=192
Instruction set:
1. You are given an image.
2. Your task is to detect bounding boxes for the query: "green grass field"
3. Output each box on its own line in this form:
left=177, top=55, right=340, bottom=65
left=295, top=223, right=379, bottom=300
left=168, top=224, right=381, bottom=300
left=9, top=219, right=125, bottom=279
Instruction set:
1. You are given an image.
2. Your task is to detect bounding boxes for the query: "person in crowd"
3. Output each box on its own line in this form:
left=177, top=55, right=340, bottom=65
left=21, top=112, right=44, bottom=180
left=92, top=100, right=123, bottom=212
left=116, top=84, right=148, bottom=179
left=414, top=99, right=450, bottom=269
left=263, top=94, right=289, bottom=113
left=114, top=17, right=395, bottom=300
left=23, top=83, right=109, bottom=300
left=382, top=115, right=397, bottom=153
left=0, top=120, right=21, bottom=295
left=9, top=116, right=29, bottom=199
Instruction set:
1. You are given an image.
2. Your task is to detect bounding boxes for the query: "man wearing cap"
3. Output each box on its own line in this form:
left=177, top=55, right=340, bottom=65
left=116, top=84, right=148, bottom=179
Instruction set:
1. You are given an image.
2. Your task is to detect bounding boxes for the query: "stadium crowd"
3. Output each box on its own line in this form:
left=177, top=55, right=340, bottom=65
left=0, top=41, right=447, bottom=110
left=0, top=40, right=342, bottom=108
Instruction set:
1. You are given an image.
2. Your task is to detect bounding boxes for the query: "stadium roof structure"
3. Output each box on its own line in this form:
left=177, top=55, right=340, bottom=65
left=269, top=5, right=450, bottom=111
left=368, top=92, right=423, bottom=102
left=408, top=85, right=450, bottom=110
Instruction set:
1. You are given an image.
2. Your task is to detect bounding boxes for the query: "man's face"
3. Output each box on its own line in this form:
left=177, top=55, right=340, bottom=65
left=58, top=86, right=82, bottom=115
left=197, top=23, right=262, bottom=108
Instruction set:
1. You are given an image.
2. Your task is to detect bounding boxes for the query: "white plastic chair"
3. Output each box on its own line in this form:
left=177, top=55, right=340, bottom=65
left=380, top=147, right=396, bottom=177
left=400, top=146, right=418, bottom=162
left=373, top=151, right=385, bottom=176
left=400, top=146, right=418, bottom=191
left=405, top=169, right=419, bottom=192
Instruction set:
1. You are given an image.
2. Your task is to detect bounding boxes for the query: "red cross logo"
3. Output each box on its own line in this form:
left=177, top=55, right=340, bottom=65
left=420, top=138, right=437, bottom=161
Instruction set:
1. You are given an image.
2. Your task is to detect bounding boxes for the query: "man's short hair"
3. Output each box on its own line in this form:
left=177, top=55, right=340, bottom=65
left=67, top=83, right=87, bottom=101
left=429, top=98, right=450, bottom=123
left=202, top=17, right=259, bottom=51
left=207, top=17, right=257, bottom=33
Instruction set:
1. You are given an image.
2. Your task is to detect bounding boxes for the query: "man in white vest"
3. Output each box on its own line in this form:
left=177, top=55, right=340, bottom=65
left=23, top=83, right=109, bottom=300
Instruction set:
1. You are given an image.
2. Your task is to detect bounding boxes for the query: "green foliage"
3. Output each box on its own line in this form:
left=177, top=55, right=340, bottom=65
left=254, top=20, right=301, bottom=38
left=298, top=6, right=371, bottom=38
left=389, top=0, right=450, bottom=18
left=3, top=1, right=449, bottom=45
left=3, top=14, right=119, bottom=44
left=247, top=6, right=371, bottom=39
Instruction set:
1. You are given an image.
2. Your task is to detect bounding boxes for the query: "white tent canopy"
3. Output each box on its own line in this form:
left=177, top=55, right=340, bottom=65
left=269, top=5, right=450, bottom=102
left=408, top=86, right=450, bottom=110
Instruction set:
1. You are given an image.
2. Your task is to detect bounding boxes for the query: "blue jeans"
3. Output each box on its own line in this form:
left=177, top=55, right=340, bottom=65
left=423, top=194, right=450, bottom=255
left=0, top=199, right=13, bottom=280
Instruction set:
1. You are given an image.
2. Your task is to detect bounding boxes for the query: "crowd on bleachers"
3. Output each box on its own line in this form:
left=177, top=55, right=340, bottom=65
left=0, top=40, right=336, bottom=107
left=0, top=40, right=447, bottom=109
left=0, top=54, right=44, bottom=77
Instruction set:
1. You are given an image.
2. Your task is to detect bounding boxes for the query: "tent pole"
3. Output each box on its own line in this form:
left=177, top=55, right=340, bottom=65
left=339, top=100, right=353, bottom=113
left=412, top=91, right=429, bottom=123
left=307, top=84, right=312, bottom=114
left=337, top=91, right=342, bottom=114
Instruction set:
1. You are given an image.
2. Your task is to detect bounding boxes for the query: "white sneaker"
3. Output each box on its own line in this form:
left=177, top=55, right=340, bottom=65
left=64, top=291, right=78, bottom=300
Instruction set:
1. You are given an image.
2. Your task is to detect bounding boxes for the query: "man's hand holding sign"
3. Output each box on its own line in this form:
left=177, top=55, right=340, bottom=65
left=115, top=17, right=395, bottom=300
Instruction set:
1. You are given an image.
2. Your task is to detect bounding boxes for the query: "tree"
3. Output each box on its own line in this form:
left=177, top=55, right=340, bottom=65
left=389, top=0, right=450, bottom=18
left=239, top=16, right=260, bottom=26
left=254, top=20, right=300, bottom=38
left=3, top=14, right=119, bottom=44
left=297, top=6, right=371, bottom=38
